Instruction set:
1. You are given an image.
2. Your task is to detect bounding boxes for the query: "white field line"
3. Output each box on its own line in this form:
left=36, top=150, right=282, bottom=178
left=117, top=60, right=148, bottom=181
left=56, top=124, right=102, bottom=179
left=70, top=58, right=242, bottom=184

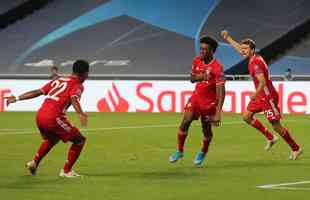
left=0, top=119, right=306, bottom=136
left=0, top=121, right=242, bottom=135
left=257, top=181, right=310, bottom=191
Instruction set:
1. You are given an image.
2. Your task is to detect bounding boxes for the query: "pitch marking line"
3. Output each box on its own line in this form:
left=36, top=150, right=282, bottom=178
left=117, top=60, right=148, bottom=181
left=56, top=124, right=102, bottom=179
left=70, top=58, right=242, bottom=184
left=0, top=120, right=247, bottom=135
left=0, top=119, right=306, bottom=135
left=257, top=181, right=310, bottom=191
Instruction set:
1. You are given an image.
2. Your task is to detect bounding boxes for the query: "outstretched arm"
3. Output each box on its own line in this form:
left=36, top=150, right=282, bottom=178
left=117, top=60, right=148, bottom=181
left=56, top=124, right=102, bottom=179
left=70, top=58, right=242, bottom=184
left=5, top=89, right=43, bottom=107
left=221, top=30, right=243, bottom=54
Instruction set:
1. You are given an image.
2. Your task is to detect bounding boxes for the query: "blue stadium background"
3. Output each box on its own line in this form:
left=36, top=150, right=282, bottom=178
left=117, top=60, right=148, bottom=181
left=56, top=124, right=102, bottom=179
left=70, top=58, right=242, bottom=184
left=0, top=0, right=309, bottom=77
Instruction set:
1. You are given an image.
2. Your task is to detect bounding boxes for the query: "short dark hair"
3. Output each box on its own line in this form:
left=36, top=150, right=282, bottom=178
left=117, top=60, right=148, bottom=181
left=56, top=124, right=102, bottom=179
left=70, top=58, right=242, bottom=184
left=241, top=38, right=256, bottom=50
left=73, top=60, right=89, bottom=74
left=200, top=36, right=218, bottom=53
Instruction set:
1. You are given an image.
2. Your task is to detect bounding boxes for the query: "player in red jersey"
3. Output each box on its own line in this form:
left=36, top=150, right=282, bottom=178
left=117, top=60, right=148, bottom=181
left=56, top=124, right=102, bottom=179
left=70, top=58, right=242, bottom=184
left=221, top=30, right=302, bottom=160
left=169, top=36, right=226, bottom=166
left=5, top=60, right=90, bottom=177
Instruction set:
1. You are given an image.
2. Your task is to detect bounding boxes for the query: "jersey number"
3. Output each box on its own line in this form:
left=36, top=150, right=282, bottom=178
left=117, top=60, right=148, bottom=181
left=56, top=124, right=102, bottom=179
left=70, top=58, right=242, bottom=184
left=47, top=80, right=67, bottom=101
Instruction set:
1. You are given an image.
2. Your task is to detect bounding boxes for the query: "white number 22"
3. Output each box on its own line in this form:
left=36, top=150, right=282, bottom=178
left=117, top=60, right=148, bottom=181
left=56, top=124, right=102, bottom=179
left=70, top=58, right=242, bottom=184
left=47, top=80, right=67, bottom=101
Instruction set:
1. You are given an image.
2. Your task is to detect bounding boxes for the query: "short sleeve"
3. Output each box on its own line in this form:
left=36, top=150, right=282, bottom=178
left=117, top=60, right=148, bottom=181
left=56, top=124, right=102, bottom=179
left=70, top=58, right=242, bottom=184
left=40, top=81, right=53, bottom=95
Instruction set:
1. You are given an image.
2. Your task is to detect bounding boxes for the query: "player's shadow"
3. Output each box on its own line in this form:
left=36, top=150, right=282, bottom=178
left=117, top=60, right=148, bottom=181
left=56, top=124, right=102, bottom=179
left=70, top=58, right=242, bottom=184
left=207, top=159, right=310, bottom=169
left=0, top=175, right=76, bottom=190
left=85, top=171, right=199, bottom=178
left=83, top=165, right=208, bottom=180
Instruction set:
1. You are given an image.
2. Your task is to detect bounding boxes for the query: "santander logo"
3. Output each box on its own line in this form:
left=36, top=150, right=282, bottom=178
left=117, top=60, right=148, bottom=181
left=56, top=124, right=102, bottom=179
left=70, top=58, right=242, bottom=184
left=95, top=81, right=309, bottom=114
left=97, top=83, right=129, bottom=112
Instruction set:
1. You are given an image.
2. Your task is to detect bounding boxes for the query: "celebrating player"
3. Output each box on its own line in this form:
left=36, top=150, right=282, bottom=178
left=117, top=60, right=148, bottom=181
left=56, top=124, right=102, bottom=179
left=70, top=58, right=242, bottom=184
left=5, top=60, right=89, bottom=177
left=169, top=36, right=226, bottom=166
left=221, top=30, right=302, bottom=159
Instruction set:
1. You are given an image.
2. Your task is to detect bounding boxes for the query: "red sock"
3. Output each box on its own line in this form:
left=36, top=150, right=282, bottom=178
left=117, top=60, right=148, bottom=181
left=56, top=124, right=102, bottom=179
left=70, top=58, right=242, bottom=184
left=177, top=129, right=187, bottom=152
left=63, top=142, right=85, bottom=173
left=250, top=119, right=274, bottom=140
left=33, top=139, right=57, bottom=166
left=281, top=129, right=300, bottom=151
left=201, top=136, right=212, bottom=153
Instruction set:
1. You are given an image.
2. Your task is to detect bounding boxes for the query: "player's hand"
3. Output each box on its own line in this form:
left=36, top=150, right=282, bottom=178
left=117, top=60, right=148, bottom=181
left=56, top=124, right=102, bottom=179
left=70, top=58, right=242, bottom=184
left=250, top=92, right=257, bottom=100
left=211, top=112, right=221, bottom=127
left=203, top=69, right=211, bottom=81
left=4, top=96, right=17, bottom=107
left=79, top=113, right=88, bottom=127
left=221, top=30, right=229, bottom=40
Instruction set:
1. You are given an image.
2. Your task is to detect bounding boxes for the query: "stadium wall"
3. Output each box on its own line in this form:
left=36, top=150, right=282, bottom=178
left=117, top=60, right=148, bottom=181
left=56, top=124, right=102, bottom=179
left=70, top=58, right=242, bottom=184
left=0, top=80, right=309, bottom=114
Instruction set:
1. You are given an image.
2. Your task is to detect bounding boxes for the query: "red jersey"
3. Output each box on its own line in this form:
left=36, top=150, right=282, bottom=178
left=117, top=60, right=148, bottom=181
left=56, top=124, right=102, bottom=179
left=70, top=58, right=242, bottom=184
left=191, top=57, right=225, bottom=107
left=248, top=54, right=278, bottom=100
left=39, top=76, right=84, bottom=117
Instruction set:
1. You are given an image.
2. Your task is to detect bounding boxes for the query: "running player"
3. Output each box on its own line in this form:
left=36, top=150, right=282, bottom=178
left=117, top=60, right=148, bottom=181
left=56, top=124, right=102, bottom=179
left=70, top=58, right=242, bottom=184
left=221, top=30, right=302, bottom=159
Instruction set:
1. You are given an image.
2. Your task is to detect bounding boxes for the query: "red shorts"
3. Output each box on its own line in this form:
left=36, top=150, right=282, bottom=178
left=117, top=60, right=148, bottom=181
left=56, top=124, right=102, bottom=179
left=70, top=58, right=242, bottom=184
left=36, top=111, right=81, bottom=143
left=184, top=94, right=216, bottom=120
left=247, top=98, right=281, bottom=122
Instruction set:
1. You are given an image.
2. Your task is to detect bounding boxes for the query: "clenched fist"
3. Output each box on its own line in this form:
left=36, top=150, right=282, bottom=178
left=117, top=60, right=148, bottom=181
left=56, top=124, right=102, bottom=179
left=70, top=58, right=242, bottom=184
left=221, top=30, right=229, bottom=40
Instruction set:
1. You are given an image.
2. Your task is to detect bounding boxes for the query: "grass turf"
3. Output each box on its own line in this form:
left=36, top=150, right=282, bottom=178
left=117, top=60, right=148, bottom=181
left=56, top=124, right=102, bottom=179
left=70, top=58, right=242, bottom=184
left=0, top=112, right=309, bottom=200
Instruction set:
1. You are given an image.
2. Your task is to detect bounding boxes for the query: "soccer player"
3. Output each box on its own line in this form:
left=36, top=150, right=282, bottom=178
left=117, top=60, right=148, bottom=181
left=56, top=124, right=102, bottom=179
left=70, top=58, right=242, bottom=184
left=221, top=30, right=302, bottom=159
left=5, top=60, right=89, bottom=177
left=169, top=36, right=226, bottom=166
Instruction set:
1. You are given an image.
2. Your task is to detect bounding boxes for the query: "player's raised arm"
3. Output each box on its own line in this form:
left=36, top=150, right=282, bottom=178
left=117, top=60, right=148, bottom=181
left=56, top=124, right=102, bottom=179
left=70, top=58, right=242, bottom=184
left=221, top=30, right=243, bottom=54
left=5, top=89, right=43, bottom=107
left=71, top=96, right=88, bottom=127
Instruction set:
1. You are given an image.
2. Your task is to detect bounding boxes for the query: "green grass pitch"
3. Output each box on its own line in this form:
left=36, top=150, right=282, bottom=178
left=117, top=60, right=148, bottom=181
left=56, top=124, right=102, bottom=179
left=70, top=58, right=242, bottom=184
left=0, top=112, right=309, bottom=200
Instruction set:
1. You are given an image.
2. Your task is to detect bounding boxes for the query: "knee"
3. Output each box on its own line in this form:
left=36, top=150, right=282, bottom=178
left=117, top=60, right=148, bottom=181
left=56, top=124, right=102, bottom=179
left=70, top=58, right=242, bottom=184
left=242, top=113, right=252, bottom=123
left=180, top=119, right=192, bottom=131
left=202, top=128, right=213, bottom=138
left=203, top=132, right=213, bottom=141
left=48, top=137, right=59, bottom=145
left=72, top=134, right=86, bottom=145
left=271, top=122, right=284, bottom=134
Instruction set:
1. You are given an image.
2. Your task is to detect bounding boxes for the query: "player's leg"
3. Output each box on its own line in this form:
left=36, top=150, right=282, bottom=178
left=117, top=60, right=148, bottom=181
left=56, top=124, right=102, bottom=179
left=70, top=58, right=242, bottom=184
left=26, top=135, right=59, bottom=175
left=271, top=120, right=302, bottom=160
left=178, top=110, right=195, bottom=151
left=60, top=133, right=86, bottom=177
left=53, top=116, right=86, bottom=177
left=194, top=117, right=212, bottom=166
left=26, top=117, right=60, bottom=176
left=169, top=110, right=195, bottom=163
left=243, top=104, right=276, bottom=150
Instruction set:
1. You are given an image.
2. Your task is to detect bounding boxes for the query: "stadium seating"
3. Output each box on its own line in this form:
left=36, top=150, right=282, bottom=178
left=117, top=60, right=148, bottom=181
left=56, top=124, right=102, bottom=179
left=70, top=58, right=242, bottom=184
left=0, top=0, right=309, bottom=78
